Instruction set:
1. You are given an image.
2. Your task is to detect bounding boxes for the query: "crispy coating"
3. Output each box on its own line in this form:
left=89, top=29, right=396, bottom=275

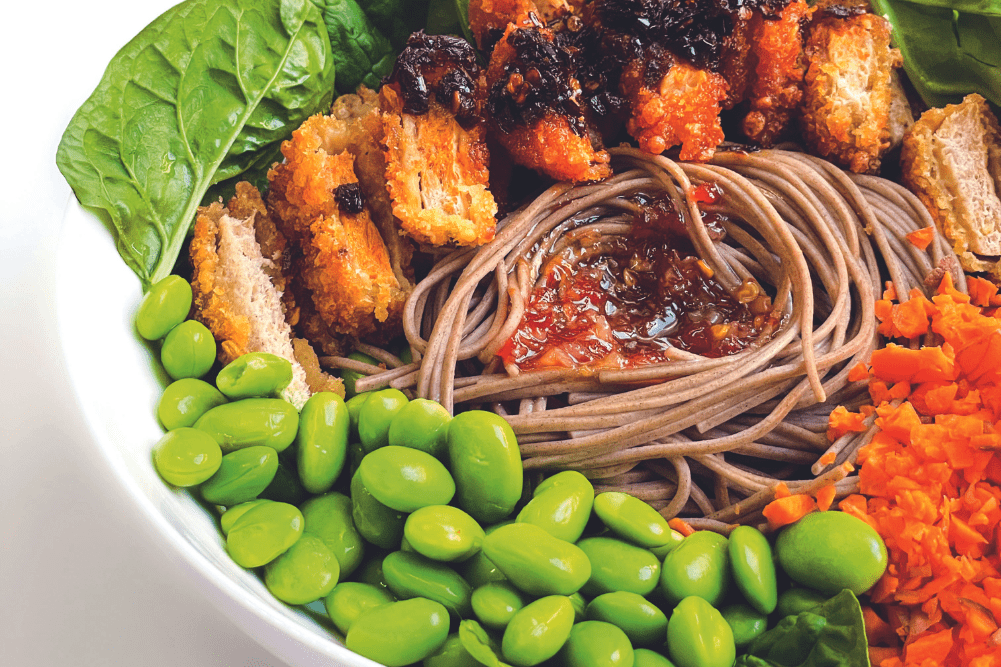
left=381, top=85, right=498, bottom=247
left=621, top=58, right=728, bottom=162
left=902, top=94, right=1001, bottom=276
left=719, top=8, right=754, bottom=110
left=740, top=0, right=810, bottom=147
left=268, top=117, right=408, bottom=339
left=469, top=0, right=572, bottom=50
left=800, top=5, right=901, bottom=173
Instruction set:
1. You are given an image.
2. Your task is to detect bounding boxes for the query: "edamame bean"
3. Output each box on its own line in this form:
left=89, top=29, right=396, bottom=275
left=157, top=378, right=227, bottom=430
left=586, top=591, right=668, bottom=648
left=482, top=523, right=591, bottom=596
left=226, top=501, right=303, bottom=568
left=300, top=492, right=365, bottom=578
left=265, top=534, right=339, bottom=604
left=633, top=649, right=676, bottom=667
left=346, top=597, right=450, bottom=667
left=296, top=392, right=349, bottom=494
left=593, top=492, right=676, bottom=548
left=775, top=510, right=888, bottom=596
left=559, top=621, right=635, bottom=667
left=259, top=462, right=306, bottom=505
left=136, top=275, right=192, bottom=341
left=660, top=530, right=730, bottom=607
left=355, top=553, right=390, bottom=591
left=775, top=587, right=828, bottom=618
left=325, top=581, right=395, bottom=636
left=720, top=603, right=767, bottom=649
left=358, top=445, right=455, bottom=512
left=200, top=445, right=279, bottom=506
left=216, top=352, right=292, bottom=400
left=578, top=537, right=661, bottom=597
left=727, top=525, right=777, bottom=615
left=358, top=388, right=409, bottom=452
left=388, top=398, right=452, bottom=459
left=341, top=352, right=378, bottom=398
left=471, top=581, right=525, bottom=631
left=424, top=633, right=482, bottom=667
left=160, top=320, right=216, bottom=380
left=345, top=392, right=370, bottom=440
left=152, top=427, right=222, bottom=487
left=448, top=410, right=523, bottom=525
left=405, top=505, right=485, bottom=562
left=382, top=551, right=474, bottom=619
left=569, top=592, right=587, bottom=623
left=194, top=398, right=299, bottom=453
left=350, top=469, right=405, bottom=550
left=461, top=551, right=506, bottom=589
left=649, top=531, right=686, bottom=560
left=501, top=595, right=575, bottom=667
left=220, top=499, right=272, bottom=535
left=516, top=470, right=593, bottom=543
left=666, top=596, right=735, bottom=667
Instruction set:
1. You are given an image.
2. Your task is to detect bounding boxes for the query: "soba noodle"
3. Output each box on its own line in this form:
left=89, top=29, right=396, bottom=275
left=337, top=146, right=965, bottom=528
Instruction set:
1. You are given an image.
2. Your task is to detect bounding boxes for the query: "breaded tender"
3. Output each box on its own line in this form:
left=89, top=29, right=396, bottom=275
left=268, top=119, right=408, bottom=338
left=800, top=4, right=902, bottom=173
left=621, top=58, right=727, bottom=162
left=469, top=0, right=573, bottom=50
left=381, top=85, right=498, bottom=247
left=741, top=0, right=811, bottom=147
left=902, top=94, right=1001, bottom=276
left=189, top=184, right=343, bottom=408
left=719, top=8, right=754, bottom=110
left=886, top=71, right=915, bottom=151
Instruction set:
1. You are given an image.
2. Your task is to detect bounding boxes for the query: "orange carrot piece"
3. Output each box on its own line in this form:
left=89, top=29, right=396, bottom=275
left=762, top=494, right=816, bottom=529
left=828, top=405, right=867, bottom=441
left=868, top=647, right=901, bottom=665
left=848, top=362, right=870, bottom=382
left=905, top=227, right=935, bottom=250
left=884, top=281, right=898, bottom=301
left=892, top=297, right=931, bottom=338
left=815, top=484, right=837, bottom=511
left=773, top=481, right=791, bottom=499
left=818, top=451, right=837, bottom=467
left=903, top=627, right=954, bottom=663
left=968, top=277, right=999, bottom=308
left=668, top=518, right=694, bottom=537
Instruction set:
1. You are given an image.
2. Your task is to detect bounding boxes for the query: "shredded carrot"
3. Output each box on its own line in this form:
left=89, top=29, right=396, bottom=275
left=668, top=518, right=695, bottom=537
left=762, top=494, right=816, bottom=529
left=905, top=227, right=935, bottom=250
left=815, top=484, right=836, bottom=511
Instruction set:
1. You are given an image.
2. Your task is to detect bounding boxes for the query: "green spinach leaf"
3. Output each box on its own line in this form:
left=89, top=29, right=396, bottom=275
left=735, top=590, right=870, bottom=667
left=426, top=0, right=473, bottom=44
left=56, top=0, right=336, bottom=288
left=883, top=0, right=1001, bottom=16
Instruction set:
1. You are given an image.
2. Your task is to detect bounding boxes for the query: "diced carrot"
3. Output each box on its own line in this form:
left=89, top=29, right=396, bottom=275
left=884, top=281, right=898, bottom=301
left=869, top=647, right=902, bottom=665
left=815, top=484, right=837, bottom=511
left=668, top=518, right=694, bottom=537
left=819, top=451, right=837, bottom=467
left=903, top=627, right=954, bottom=663
left=849, top=362, right=870, bottom=382
left=893, top=296, right=931, bottom=338
left=905, top=227, right=935, bottom=251
left=762, top=494, right=816, bottom=529
left=828, top=405, right=867, bottom=441
left=967, top=277, right=999, bottom=308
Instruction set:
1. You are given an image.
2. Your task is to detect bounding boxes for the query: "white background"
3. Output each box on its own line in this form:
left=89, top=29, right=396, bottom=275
left=0, top=1, right=293, bottom=665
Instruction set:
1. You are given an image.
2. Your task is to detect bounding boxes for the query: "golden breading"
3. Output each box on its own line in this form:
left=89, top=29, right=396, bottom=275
left=800, top=6, right=901, bottom=173
left=719, top=8, right=754, bottom=110
left=380, top=85, right=498, bottom=247
left=741, top=0, right=811, bottom=147
left=902, top=94, right=1001, bottom=276
left=268, top=118, right=408, bottom=338
left=469, top=0, right=571, bottom=49
left=621, top=59, right=728, bottom=162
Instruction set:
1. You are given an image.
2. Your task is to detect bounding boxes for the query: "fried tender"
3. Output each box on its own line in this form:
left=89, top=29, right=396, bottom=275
left=469, top=0, right=572, bottom=50
left=800, top=2, right=902, bottom=173
left=902, top=94, right=1001, bottom=276
left=268, top=117, right=408, bottom=339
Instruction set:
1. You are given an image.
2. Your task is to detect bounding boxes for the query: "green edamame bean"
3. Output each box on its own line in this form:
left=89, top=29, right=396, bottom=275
left=160, top=320, right=217, bottom=380
left=388, top=398, right=452, bottom=459
left=136, top=275, right=192, bottom=341
left=296, top=391, right=349, bottom=494
left=355, top=553, right=390, bottom=590
left=405, top=505, right=485, bottom=562
left=358, top=445, right=455, bottom=512
left=358, top=388, right=409, bottom=452
left=578, top=537, right=661, bottom=597
left=471, top=581, right=525, bottom=631
left=586, top=591, right=668, bottom=648
left=633, top=649, right=676, bottom=667
left=720, top=603, right=767, bottom=649
left=346, top=597, right=450, bottom=667
left=482, top=523, right=591, bottom=597
left=220, top=499, right=272, bottom=535
left=649, top=530, right=687, bottom=560
left=226, top=501, right=303, bottom=568
left=152, top=427, right=222, bottom=487
left=194, top=398, right=299, bottom=453
left=448, top=410, right=523, bottom=525
left=424, top=633, right=481, bottom=667
left=727, top=525, right=777, bottom=614
left=667, top=596, right=735, bottom=667
left=300, top=492, right=365, bottom=578
left=200, top=446, right=278, bottom=506
left=775, top=587, right=828, bottom=618
left=775, top=510, right=888, bottom=596
left=350, top=469, right=405, bottom=549
left=157, top=378, right=227, bottom=430
left=594, top=492, right=675, bottom=548
left=516, top=470, right=593, bottom=543
left=264, top=534, right=339, bottom=604
left=325, top=581, right=395, bottom=636
left=459, top=521, right=511, bottom=587
left=341, top=352, right=378, bottom=398
left=382, top=550, right=474, bottom=619
left=216, top=352, right=293, bottom=399
left=259, top=462, right=306, bottom=505
left=346, top=392, right=370, bottom=434
left=569, top=592, right=587, bottom=622
left=501, top=595, right=575, bottom=667
left=660, top=531, right=730, bottom=607
left=559, top=621, right=635, bottom=667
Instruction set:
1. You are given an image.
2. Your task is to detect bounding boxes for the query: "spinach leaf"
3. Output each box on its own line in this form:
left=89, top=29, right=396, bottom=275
left=735, top=590, right=870, bottom=667
left=57, top=0, right=336, bottom=288
left=871, top=0, right=1001, bottom=108
left=426, top=0, right=474, bottom=44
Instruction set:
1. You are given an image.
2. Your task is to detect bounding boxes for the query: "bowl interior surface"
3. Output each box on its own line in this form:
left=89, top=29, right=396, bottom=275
left=56, top=198, right=375, bottom=667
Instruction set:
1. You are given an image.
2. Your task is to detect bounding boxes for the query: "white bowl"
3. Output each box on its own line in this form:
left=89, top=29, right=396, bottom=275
left=55, top=198, right=376, bottom=667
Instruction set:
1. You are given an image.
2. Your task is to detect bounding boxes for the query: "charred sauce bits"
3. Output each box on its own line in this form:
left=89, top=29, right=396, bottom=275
left=385, top=31, right=481, bottom=126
